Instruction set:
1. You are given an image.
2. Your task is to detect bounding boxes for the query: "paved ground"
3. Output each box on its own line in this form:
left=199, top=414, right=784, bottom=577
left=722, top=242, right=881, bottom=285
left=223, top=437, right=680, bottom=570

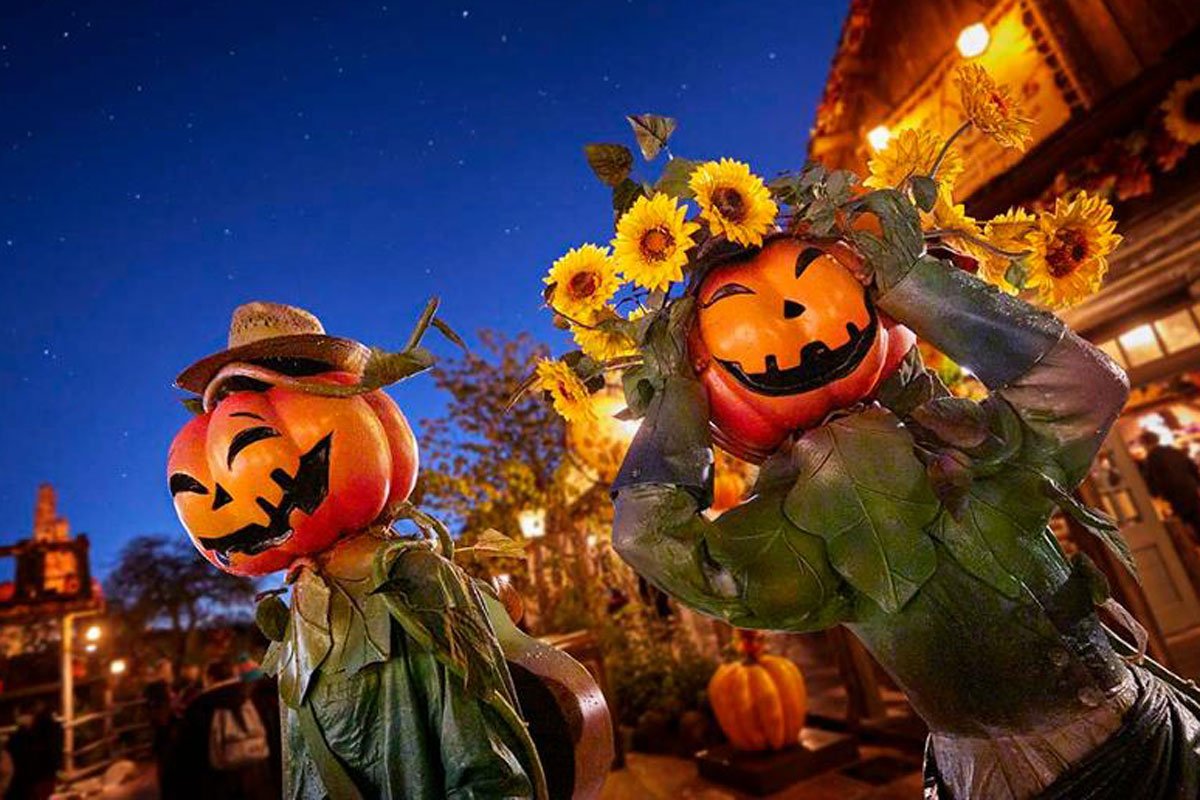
left=601, top=746, right=924, bottom=800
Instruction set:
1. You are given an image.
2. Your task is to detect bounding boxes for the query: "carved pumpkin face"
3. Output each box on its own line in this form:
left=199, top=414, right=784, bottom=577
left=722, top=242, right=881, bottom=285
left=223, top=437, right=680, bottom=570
left=167, top=372, right=418, bottom=576
left=689, top=237, right=914, bottom=461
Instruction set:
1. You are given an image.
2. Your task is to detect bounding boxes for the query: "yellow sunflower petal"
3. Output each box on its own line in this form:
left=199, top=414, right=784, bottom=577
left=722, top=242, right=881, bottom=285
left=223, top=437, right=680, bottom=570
left=1025, top=192, right=1121, bottom=308
left=1162, top=75, right=1200, bottom=146
left=612, top=193, right=700, bottom=292
left=544, top=244, right=620, bottom=321
left=956, top=64, right=1033, bottom=151
left=535, top=358, right=597, bottom=424
left=689, top=159, right=778, bottom=247
left=980, top=207, right=1037, bottom=291
left=864, top=128, right=964, bottom=192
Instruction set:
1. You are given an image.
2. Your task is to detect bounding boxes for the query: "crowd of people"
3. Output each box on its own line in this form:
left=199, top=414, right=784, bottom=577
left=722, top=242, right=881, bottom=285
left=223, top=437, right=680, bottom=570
left=144, top=657, right=281, bottom=800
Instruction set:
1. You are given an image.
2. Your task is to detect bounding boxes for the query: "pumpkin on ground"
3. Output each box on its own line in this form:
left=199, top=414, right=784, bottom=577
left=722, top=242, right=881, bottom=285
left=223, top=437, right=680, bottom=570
left=689, top=235, right=914, bottom=461
left=707, top=630, right=808, bottom=751
left=167, top=370, right=418, bottom=576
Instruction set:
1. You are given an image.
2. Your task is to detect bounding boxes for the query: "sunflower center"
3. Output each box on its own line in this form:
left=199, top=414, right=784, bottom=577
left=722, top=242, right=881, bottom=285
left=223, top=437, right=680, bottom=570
left=640, top=227, right=675, bottom=261
left=1184, top=89, right=1200, bottom=124
left=712, top=187, right=748, bottom=223
left=567, top=271, right=600, bottom=300
left=1045, top=228, right=1090, bottom=278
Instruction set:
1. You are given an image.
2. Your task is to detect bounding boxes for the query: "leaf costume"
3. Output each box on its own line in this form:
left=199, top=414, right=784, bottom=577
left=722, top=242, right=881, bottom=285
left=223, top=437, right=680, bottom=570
left=262, top=530, right=546, bottom=800
left=610, top=204, right=1200, bottom=797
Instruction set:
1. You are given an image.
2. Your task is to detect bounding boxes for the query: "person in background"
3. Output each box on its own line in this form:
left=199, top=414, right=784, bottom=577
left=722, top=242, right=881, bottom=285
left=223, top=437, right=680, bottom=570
left=173, top=663, right=203, bottom=712
left=142, top=658, right=177, bottom=797
left=3, top=701, right=63, bottom=800
left=172, top=659, right=273, bottom=800
left=240, top=660, right=282, bottom=800
left=1140, top=429, right=1200, bottom=539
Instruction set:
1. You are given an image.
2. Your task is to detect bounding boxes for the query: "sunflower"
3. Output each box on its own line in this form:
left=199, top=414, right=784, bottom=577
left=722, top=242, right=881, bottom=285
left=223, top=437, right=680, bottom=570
left=924, top=194, right=993, bottom=274
left=980, top=207, right=1037, bottom=291
left=571, top=307, right=637, bottom=363
left=544, top=244, right=620, bottom=321
left=864, top=128, right=964, bottom=190
left=612, top=193, right=700, bottom=291
left=535, top=358, right=596, bottom=425
left=956, top=64, right=1033, bottom=151
left=1162, top=75, right=1200, bottom=146
left=1025, top=192, right=1121, bottom=308
left=689, top=159, right=778, bottom=247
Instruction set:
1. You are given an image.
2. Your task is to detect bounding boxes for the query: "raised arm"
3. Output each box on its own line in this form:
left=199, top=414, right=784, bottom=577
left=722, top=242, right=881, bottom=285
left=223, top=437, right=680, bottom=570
left=611, top=375, right=850, bottom=631
left=874, top=251, right=1129, bottom=486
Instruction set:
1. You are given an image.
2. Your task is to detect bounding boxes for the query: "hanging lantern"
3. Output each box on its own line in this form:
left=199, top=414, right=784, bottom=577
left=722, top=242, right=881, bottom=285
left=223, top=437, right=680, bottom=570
left=566, top=382, right=640, bottom=485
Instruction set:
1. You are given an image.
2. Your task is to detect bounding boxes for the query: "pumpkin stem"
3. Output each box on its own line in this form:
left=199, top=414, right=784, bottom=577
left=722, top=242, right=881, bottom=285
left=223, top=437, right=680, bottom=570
left=734, top=628, right=767, bottom=663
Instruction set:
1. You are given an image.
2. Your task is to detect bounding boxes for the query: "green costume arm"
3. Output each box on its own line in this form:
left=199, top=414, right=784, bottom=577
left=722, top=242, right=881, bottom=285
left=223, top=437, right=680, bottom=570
left=612, top=377, right=851, bottom=630
left=874, top=253, right=1129, bottom=485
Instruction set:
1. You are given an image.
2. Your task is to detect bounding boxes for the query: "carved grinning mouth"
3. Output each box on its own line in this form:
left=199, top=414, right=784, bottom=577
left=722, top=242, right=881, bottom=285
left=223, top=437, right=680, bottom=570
left=197, top=434, right=332, bottom=567
left=717, top=292, right=880, bottom=396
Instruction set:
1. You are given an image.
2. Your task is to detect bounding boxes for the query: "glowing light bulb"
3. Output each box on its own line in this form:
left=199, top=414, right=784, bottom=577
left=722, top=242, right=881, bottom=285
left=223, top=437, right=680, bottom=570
left=957, top=23, right=990, bottom=58
left=110, top=659, right=127, bottom=676
left=867, top=125, right=892, bottom=152
left=84, top=624, right=102, bottom=642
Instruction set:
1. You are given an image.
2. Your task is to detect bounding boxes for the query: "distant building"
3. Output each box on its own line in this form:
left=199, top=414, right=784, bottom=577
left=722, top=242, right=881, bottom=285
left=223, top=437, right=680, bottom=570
left=0, top=484, right=97, bottom=617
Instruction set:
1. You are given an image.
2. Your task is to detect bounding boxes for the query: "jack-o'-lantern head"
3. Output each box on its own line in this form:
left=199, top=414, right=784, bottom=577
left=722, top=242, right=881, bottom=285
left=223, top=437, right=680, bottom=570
left=689, top=236, right=914, bottom=461
left=167, top=303, right=419, bottom=576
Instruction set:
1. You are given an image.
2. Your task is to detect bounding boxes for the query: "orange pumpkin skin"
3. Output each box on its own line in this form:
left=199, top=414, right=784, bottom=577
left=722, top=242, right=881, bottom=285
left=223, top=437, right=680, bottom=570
left=167, top=372, right=418, bottom=576
left=689, top=236, right=914, bottom=461
left=708, top=653, right=808, bottom=751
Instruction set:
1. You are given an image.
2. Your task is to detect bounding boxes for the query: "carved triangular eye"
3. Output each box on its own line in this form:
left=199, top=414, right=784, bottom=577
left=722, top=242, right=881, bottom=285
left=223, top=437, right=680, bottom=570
left=783, top=300, right=806, bottom=320
left=795, top=246, right=823, bottom=278
left=211, top=484, right=234, bottom=511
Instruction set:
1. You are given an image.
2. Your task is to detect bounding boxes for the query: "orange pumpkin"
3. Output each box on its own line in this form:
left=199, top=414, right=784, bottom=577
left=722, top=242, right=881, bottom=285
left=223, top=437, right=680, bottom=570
left=167, top=371, right=418, bottom=576
left=689, top=236, right=914, bottom=461
left=708, top=631, right=807, bottom=751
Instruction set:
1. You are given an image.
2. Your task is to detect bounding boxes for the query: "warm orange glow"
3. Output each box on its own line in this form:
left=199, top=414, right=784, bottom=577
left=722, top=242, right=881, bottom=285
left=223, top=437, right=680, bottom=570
left=957, top=23, right=990, bottom=58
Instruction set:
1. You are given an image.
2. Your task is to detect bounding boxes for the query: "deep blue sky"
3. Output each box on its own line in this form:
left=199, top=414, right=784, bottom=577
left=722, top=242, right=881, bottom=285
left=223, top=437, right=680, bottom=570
left=0, top=1, right=847, bottom=577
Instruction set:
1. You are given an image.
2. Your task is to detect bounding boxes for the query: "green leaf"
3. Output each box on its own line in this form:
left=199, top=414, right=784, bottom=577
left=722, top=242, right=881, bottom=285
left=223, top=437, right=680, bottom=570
left=1004, top=258, right=1028, bottom=290
left=613, top=177, right=646, bottom=219
left=847, top=189, right=925, bottom=294
left=655, top=157, right=697, bottom=199
left=584, top=143, right=634, bottom=187
left=621, top=364, right=660, bottom=418
left=181, top=396, right=205, bottom=415
left=910, top=175, right=939, bottom=212
left=325, top=573, right=391, bottom=675
left=1043, top=477, right=1140, bottom=580
left=706, top=493, right=852, bottom=630
left=626, top=114, right=677, bottom=161
left=269, top=568, right=334, bottom=708
left=910, top=397, right=991, bottom=449
left=461, top=528, right=528, bottom=560
left=431, top=316, right=468, bottom=352
left=255, top=594, right=289, bottom=642
left=783, top=408, right=939, bottom=612
left=875, top=347, right=951, bottom=419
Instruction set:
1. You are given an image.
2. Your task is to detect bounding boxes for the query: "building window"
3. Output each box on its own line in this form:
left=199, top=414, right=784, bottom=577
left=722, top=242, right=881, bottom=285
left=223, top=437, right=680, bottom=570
left=1154, top=309, right=1200, bottom=354
left=1119, top=324, right=1164, bottom=367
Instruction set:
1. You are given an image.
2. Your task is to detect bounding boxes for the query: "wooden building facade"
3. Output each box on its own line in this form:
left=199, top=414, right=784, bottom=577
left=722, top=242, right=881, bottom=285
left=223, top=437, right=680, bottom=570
left=811, top=0, right=1200, bottom=674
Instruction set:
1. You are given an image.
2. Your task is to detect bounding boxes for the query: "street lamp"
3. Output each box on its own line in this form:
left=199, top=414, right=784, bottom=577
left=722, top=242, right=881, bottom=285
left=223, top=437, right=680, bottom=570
left=84, top=624, right=102, bottom=642
left=518, top=507, right=547, bottom=540
left=109, top=659, right=127, bottom=676
left=867, top=125, right=892, bottom=152
left=956, top=23, right=990, bottom=58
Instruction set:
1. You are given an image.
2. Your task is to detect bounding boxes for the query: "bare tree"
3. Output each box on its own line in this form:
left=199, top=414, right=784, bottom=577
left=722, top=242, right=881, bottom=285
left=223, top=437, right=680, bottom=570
left=104, top=535, right=256, bottom=668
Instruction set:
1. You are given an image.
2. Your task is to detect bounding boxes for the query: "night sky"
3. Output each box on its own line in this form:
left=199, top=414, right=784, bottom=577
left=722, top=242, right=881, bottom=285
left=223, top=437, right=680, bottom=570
left=0, top=1, right=848, bottom=577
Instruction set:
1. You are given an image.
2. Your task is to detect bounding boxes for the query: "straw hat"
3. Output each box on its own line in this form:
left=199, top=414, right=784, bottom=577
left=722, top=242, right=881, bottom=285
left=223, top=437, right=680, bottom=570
left=176, top=302, right=371, bottom=393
